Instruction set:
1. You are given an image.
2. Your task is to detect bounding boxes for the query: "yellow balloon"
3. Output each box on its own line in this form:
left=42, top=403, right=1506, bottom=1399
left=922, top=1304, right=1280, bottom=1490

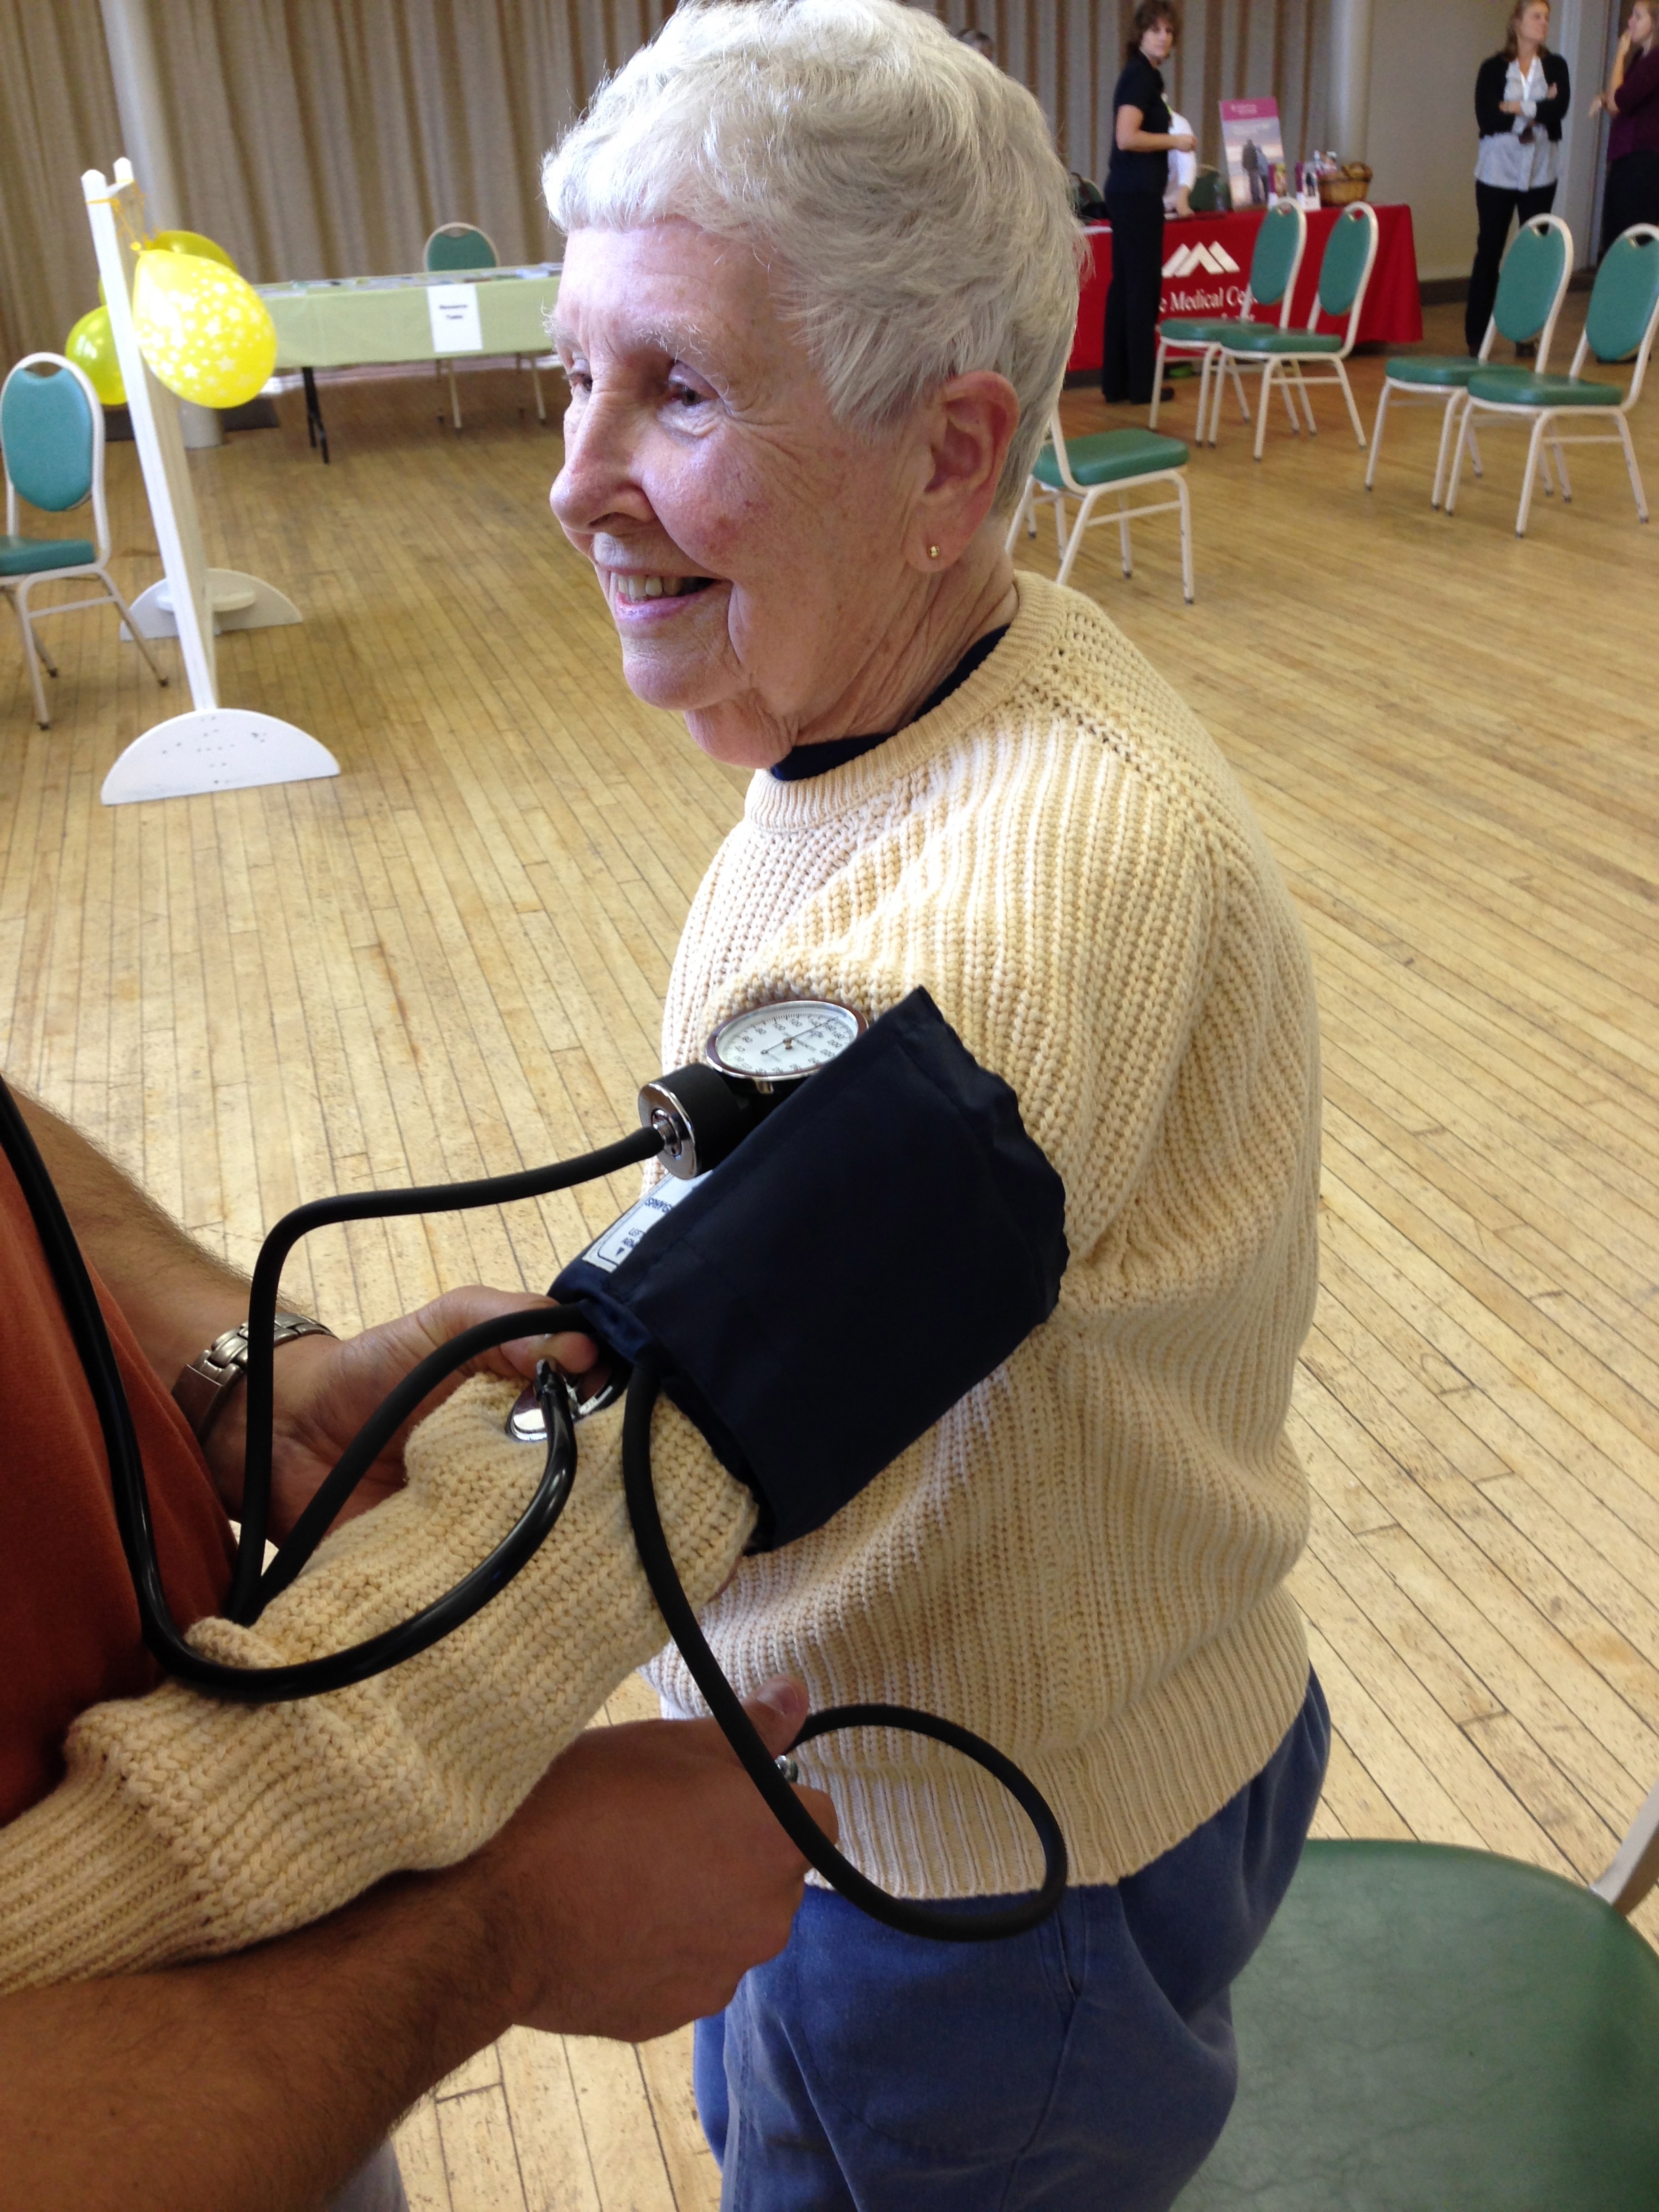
left=133, top=249, right=276, bottom=410
left=65, top=306, right=125, bottom=406
left=149, top=228, right=237, bottom=271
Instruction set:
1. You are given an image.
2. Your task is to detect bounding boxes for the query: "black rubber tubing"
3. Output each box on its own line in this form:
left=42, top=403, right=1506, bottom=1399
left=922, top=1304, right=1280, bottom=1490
left=621, top=1352, right=1069, bottom=1942
left=4, top=1074, right=1070, bottom=1921
left=0, top=1073, right=626, bottom=1700
left=229, top=1124, right=663, bottom=1621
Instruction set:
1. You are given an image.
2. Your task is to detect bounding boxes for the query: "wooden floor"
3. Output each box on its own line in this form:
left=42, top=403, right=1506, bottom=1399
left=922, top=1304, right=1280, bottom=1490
left=3, top=297, right=1658, bottom=2207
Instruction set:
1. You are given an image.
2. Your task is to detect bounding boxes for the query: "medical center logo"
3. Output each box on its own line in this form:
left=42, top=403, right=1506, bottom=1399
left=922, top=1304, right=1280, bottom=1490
left=1162, top=242, right=1241, bottom=279
left=1160, top=237, right=1246, bottom=314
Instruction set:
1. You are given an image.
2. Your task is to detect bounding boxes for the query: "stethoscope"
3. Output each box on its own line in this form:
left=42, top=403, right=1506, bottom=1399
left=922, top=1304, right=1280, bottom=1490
left=0, top=1010, right=1067, bottom=1942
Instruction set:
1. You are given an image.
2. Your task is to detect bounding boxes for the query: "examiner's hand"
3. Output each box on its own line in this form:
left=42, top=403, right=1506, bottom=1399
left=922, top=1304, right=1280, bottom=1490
left=206, top=1288, right=602, bottom=1536
left=470, top=1679, right=836, bottom=2043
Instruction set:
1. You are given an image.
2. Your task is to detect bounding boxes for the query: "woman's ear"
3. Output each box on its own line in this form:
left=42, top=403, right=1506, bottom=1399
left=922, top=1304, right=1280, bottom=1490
left=909, top=372, right=1021, bottom=571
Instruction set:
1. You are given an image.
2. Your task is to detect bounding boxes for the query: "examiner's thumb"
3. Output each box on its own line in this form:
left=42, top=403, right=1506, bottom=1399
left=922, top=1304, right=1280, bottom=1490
left=743, top=1675, right=808, bottom=1756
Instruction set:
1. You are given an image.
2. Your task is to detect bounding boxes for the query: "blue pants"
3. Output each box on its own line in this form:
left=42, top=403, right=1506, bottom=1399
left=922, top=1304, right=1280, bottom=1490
left=696, top=1673, right=1329, bottom=2211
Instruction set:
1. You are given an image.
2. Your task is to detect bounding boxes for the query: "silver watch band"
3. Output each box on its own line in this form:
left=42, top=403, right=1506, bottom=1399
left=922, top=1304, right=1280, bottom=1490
left=173, top=1311, right=335, bottom=1443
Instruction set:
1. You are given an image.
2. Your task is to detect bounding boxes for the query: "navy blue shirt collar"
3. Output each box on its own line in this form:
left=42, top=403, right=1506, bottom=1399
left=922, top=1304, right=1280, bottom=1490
left=770, top=626, right=1010, bottom=782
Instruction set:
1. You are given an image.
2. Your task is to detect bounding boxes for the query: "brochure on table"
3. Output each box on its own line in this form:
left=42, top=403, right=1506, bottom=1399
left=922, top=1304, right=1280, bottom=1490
left=1218, top=98, right=1287, bottom=211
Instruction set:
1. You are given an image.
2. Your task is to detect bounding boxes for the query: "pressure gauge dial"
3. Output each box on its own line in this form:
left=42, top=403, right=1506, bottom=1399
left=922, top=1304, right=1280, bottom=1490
left=705, top=1000, right=866, bottom=1092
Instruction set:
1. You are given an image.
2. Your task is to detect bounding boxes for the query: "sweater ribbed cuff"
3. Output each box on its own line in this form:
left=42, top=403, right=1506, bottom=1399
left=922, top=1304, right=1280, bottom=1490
left=0, top=1755, right=210, bottom=1991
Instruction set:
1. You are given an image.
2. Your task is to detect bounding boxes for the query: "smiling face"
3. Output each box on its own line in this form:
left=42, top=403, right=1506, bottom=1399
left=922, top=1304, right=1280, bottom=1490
left=1515, top=1, right=1549, bottom=49
left=550, top=222, right=943, bottom=769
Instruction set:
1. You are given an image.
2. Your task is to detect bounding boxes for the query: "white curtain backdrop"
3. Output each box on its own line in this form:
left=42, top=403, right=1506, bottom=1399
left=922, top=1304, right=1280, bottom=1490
left=2, top=0, right=1329, bottom=366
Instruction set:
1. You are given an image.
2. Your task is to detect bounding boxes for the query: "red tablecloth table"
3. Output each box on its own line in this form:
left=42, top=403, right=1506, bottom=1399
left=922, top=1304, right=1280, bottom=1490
left=1068, top=201, right=1422, bottom=377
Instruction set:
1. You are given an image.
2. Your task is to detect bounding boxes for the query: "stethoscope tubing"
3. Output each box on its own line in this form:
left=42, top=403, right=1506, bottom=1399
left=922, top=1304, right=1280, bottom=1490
left=621, top=1353, right=1069, bottom=1942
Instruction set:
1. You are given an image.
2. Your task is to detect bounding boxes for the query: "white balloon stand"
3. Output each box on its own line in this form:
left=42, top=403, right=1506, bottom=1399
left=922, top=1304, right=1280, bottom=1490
left=83, top=159, right=337, bottom=806
left=125, top=567, right=302, bottom=639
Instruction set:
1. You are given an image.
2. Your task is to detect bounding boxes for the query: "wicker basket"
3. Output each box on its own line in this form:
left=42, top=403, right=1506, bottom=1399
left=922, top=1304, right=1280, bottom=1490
left=1318, top=176, right=1371, bottom=207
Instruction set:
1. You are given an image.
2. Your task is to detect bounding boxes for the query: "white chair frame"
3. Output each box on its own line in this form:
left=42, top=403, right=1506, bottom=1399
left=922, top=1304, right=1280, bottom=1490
left=1, top=353, right=168, bottom=731
left=1208, top=203, right=1380, bottom=459
left=1366, top=213, right=1573, bottom=509
left=1446, top=224, right=1659, bottom=537
left=1152, top=205, right=1308, bottom=446
left=423, top=223, right=547, bottom=432
left=1006, top=408, right=1193, bottom=603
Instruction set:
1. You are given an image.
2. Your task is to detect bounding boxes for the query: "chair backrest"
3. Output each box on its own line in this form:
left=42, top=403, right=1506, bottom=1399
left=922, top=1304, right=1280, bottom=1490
left=1313, top=201, right=1380, bottom=352
left=1583, top=224, right=1659, bottom=395
left=1489, top=213, right=1573, bottom=364
left=1248, top=203, right=1307, bottom=324
left=1, top=354, right=96, bottom=513
left=424, top=223, right=498, bottom=273
left=0, top=354, right=108, bottom=565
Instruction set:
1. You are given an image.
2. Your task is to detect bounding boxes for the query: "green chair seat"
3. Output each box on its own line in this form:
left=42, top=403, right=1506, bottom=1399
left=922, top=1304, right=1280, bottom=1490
left=1384, top=353, right=1483, bottom=387
left=1220, top=326, right=1344, bottom=356
left=1175, top=1839, right=1659, bottom=2211
left=0, top=535, right=94, bottom=577
left=1159, top=316, right=1250, bottom=343
left=1033, top=428, right=1187, bottom=488
left=1467, top=368, right=1626, bottom=407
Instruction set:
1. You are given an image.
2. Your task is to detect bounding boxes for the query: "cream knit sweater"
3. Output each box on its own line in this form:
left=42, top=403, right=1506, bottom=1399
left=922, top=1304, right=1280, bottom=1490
left=0, top=571, right=1317, bottom=1991
left=644, top=570, right=1320, bottom=1898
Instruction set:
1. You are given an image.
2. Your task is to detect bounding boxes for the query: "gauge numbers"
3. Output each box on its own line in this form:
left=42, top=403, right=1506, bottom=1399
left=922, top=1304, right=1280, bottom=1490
left=705, top=999, right=865, bottom=1085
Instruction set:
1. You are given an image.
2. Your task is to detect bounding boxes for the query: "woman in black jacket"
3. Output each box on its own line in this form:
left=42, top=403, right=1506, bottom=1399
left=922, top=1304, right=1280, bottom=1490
left=1467, top=1, right=1570, bottom=353
left=1101, top=0, right=1195, bottom=405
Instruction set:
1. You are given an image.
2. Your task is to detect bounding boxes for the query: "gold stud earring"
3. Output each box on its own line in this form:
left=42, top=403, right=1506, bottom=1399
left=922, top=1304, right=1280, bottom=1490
left=928, top=544, right=940, bottom=559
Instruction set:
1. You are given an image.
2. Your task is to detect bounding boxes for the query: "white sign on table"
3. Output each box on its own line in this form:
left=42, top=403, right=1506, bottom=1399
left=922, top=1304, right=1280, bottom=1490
left=428, top=283, right=483, bottom=354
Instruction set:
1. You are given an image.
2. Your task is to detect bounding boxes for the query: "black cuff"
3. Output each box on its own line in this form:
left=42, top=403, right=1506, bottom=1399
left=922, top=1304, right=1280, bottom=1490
left=552, top=989, right=1068, bottom=1548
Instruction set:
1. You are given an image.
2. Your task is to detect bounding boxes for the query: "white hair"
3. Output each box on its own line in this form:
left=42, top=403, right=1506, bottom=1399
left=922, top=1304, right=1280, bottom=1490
left=544, top=0, right=1084, bottom=505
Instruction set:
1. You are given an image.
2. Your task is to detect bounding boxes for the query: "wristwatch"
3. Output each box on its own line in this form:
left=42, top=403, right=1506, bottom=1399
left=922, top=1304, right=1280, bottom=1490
left=173, top=1311, right=335, bottom=1444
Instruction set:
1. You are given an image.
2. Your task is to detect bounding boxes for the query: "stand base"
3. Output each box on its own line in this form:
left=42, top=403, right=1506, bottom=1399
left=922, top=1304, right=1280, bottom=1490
left=102, top=708, right=340, bottom=806
left=123, top=568, right=302, bottom=640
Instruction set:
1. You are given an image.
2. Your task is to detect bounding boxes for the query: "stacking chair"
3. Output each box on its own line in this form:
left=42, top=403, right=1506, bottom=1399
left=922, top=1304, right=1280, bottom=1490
left=1006, top=409, right=1193, bottom=602
left=1207, top=203, right=1380, bottom=459
left=1367, top=214, right=1572, bottom=507
left=1151, top=203, right=1307, bottom=438
left=1174, top=1773, right=1659, bottom=2209
left=1, top=354, right=167, bottom=731
left=423, top=222, right=546, bottom=430
left=1448, top=223, right=1659, bottom=536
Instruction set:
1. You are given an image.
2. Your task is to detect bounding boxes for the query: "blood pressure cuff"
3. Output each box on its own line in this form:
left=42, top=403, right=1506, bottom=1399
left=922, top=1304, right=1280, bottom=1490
left=551, top=989, right=1069, bottom=1549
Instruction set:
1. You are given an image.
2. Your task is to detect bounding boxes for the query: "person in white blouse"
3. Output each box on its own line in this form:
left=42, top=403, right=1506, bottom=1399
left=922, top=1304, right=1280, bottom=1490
left=1164, top=108, right=1200, bottom=216
left=1467, top=0, right=1570, bottom=352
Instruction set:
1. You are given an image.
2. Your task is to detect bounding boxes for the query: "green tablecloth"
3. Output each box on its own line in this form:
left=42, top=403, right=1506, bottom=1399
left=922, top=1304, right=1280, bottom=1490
left=258, top=264, right=561, bottom=371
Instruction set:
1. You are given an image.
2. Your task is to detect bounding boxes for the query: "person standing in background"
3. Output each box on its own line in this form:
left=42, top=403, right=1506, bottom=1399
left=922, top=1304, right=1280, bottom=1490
left=1592, top=3, right=1659, bottom=255
left=1164, top=108, right=1199, bottom=217
left=1467, top=1, right=1569, bottom=356
left=1102, top=1, right=1195, bottom=405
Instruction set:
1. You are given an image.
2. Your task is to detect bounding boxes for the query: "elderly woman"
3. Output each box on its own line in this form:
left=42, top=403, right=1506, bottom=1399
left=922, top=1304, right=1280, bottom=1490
left=0, top=5, right=1324, bottom=2207
left=544, top=3, right=1326, bottom=2205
